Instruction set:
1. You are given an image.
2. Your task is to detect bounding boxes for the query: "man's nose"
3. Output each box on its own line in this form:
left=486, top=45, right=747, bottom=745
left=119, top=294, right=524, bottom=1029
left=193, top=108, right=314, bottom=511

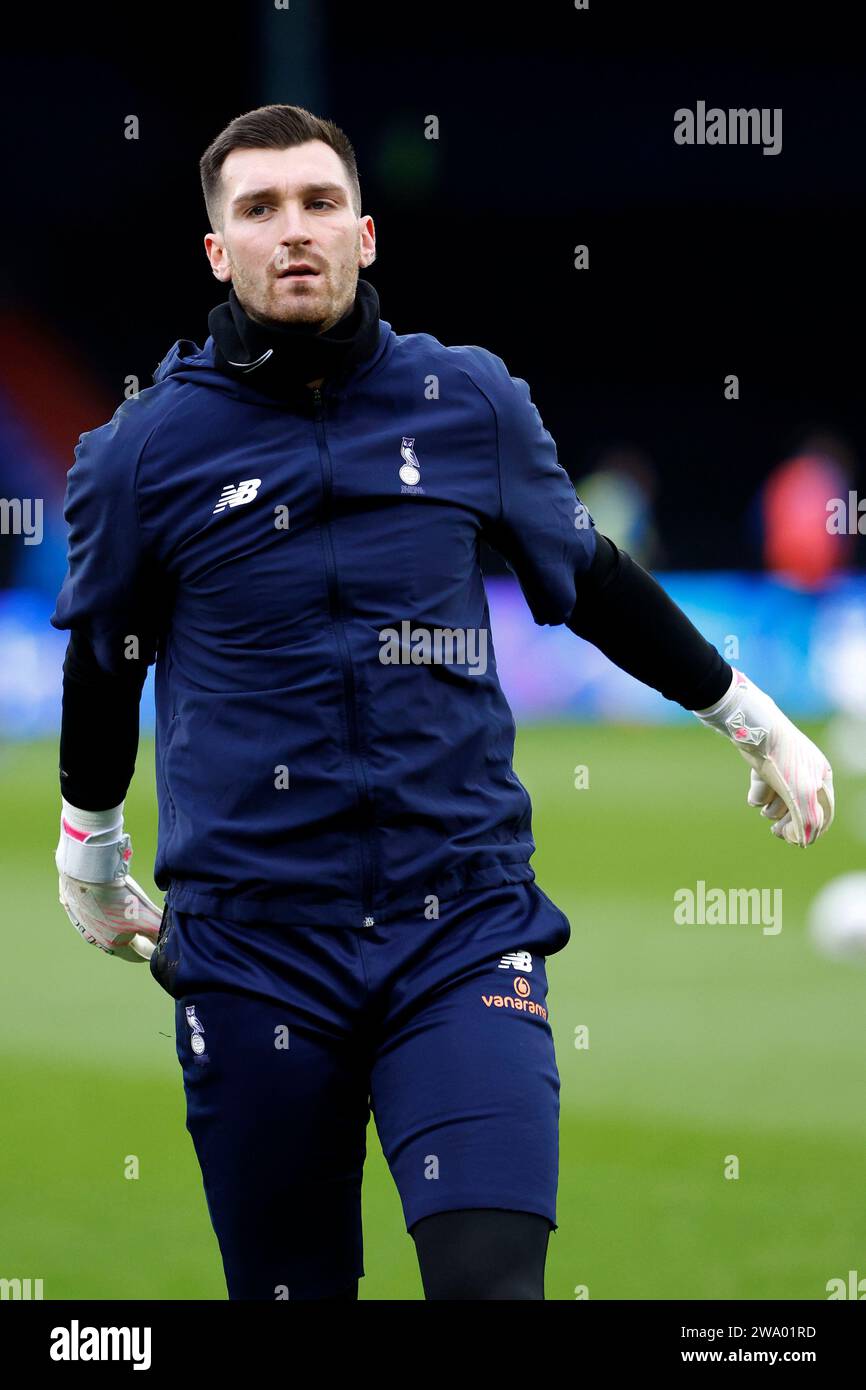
left=274, top=203, right=312, bottom=243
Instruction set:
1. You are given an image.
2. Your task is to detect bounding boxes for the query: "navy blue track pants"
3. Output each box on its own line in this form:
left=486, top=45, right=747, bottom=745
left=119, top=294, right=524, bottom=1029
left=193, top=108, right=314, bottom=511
left=150, top=880, right=571, bottom=1299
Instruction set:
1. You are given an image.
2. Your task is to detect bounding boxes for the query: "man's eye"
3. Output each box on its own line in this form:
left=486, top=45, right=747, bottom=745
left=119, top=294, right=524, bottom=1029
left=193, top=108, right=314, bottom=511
left=245, top=205, right=269, bottom=218
left=309, top=200, right=334, bottom=210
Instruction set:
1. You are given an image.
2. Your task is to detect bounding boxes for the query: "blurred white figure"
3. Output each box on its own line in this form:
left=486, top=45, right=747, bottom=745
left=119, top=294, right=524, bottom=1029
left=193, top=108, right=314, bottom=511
left=808, top=874, right=866, bottom=962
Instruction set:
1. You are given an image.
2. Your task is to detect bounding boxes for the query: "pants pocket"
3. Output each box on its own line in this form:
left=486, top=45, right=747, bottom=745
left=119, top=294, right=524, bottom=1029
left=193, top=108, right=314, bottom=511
left=150, top=901, right=181, bottom=997
left=531, top=885, right=572, bottom=954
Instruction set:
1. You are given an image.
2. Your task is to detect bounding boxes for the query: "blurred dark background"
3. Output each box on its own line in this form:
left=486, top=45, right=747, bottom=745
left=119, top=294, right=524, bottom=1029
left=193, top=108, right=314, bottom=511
left=5, top=5, right=866, bottom=1305
left=0, top=0, right=863, bottom=586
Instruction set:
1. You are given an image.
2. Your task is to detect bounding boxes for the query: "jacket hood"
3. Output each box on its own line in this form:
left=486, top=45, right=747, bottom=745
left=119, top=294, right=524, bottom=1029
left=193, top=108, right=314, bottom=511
left=152, top=319, right=394, bottom=405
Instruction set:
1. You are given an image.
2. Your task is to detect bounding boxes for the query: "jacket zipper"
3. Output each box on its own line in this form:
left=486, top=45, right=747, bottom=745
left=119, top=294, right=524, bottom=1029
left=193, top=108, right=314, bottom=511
left=312, top=386, right=376, bottom=928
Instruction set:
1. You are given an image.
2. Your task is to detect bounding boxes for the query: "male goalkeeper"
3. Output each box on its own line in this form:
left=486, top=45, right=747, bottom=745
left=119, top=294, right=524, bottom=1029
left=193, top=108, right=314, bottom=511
left=51, top=104, right=835, bottom=1301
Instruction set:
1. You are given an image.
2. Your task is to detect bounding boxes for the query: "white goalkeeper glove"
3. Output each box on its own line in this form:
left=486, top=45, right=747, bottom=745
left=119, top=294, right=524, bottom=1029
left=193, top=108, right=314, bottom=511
left=55, top=799, right=163, bottom=961
left=694, top=670, right=835, bottom=847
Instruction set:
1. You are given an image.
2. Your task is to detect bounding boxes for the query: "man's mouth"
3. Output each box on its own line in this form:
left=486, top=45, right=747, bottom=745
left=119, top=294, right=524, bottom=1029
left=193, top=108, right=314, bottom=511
left=277, top=264, right=321, bottom=279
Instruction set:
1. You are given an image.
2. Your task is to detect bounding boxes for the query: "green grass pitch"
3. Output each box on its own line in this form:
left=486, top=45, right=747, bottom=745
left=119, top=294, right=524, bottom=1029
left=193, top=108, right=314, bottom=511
left=1, top=723, right=862, bottom=1300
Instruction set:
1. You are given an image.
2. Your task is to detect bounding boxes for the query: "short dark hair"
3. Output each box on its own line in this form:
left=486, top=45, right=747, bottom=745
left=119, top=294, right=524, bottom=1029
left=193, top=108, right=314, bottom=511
left=200, top=103, right=362, bottom=230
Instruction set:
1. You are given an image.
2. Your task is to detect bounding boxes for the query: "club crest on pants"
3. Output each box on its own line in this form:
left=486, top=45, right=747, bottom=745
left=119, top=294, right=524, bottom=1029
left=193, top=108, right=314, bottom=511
left=186, top=1005, right=208, bottom=1058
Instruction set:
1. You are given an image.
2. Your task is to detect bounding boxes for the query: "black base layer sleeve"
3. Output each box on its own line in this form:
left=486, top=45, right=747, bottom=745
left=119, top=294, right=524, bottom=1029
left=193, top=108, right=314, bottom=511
left=566, top=533, right=733, bottom=711
left=59, top=630, right=148, bottom=810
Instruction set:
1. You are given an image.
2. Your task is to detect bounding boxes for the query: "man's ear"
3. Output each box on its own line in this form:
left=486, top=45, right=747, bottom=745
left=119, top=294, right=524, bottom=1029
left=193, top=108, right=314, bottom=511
left=358, top=215, right=376, bottom=270
left=204, top=231, right=232, bottom=282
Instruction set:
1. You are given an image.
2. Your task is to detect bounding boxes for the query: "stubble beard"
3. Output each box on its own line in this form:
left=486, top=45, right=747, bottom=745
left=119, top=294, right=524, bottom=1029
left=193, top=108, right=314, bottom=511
left=231, top=258, right=358, bottom=333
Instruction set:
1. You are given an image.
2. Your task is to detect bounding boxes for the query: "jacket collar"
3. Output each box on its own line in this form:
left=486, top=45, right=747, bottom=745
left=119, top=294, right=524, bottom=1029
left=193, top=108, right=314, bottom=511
left=207, top=276, right=382, bottom=404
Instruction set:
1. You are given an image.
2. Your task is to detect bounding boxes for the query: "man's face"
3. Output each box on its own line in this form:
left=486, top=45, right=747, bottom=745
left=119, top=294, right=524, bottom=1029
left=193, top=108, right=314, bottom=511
left=204, top=141, right=375, bottom=330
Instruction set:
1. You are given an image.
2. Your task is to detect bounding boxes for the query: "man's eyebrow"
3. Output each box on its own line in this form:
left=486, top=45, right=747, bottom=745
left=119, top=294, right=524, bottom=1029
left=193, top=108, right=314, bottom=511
left=231, top=182, right=347, bottom=208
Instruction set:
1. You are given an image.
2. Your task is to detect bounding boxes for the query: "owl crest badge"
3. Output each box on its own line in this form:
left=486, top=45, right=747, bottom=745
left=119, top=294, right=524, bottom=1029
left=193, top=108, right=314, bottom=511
left=399, top=438, right=424, bottom=493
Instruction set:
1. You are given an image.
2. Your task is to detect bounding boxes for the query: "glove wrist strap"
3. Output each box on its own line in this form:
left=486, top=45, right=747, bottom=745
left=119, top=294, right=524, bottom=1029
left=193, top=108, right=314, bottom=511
left=693, top=669, right=741, bottom=721
left=57, top=796, right=129, bottom=881
left=60, top=798, right=125, bottom=837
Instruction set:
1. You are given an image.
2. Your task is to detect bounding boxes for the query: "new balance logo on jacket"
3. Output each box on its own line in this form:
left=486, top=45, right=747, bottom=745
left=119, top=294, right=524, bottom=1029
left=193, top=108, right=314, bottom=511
left=214, top=479, right=262, bottom=513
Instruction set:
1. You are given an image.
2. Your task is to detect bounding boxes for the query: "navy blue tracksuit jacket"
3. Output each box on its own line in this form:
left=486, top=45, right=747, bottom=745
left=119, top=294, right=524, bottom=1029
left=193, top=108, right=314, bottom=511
left=51, top=313, right=597, bottom=928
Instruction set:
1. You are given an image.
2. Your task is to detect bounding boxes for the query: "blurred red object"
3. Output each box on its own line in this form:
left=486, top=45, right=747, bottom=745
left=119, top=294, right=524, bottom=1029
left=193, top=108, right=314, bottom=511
left=763, top=444, right=854, bottom=588
left=0, top=310, right=115, bottom=486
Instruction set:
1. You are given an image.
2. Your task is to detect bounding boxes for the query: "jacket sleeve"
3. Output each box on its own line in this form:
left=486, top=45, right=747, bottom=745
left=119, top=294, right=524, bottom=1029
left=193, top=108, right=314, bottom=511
left=482, top=362, right=597, bottom=625
left=50, top=409, right=163, bottom=676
